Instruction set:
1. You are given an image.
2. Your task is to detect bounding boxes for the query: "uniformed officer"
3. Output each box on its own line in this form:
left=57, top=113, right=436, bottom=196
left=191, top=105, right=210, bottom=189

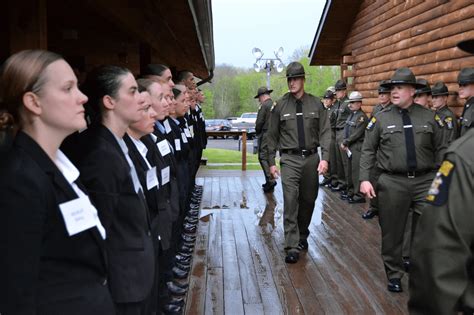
left=255, top=86, right=277, bottom=192
left=267, top=61, right=330, bottom=264
left=431, top=81, right=458, bottom=146
left=408, top=38, right=474, bottom=315
left=320, top=90, right=337, bottom=187
left=341, top=91, right=368, bottom=203
left=359, top=67, right=447, bottom=293
left=362, top=80, right=392, bottom=219
left=414, top=78, right=432, bottom=109
left=330, top=80, right=350, bottom=194
left=458, top=67, right=474, bottom=137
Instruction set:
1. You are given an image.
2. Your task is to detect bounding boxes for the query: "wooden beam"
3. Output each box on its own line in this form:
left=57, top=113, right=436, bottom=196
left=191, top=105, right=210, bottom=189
left=342, top=55, right=355, bottom=65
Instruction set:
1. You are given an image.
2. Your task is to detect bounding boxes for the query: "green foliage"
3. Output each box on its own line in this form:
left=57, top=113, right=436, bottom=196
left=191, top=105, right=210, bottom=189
left=200, top=48, right=340, bottom=118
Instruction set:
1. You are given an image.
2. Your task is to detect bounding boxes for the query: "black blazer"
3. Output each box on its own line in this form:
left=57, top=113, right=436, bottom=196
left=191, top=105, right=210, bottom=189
left=0, top=132, right=114, bottom=315
left=63, top=124, right=155, bottom=303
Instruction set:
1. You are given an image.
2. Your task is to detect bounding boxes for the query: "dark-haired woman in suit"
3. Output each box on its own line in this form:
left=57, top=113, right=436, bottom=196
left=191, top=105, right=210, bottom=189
left=0, top=50, right=114, bottom=314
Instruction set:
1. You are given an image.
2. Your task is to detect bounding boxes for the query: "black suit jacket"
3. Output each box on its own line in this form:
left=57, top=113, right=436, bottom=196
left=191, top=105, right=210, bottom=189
left=0, top=132, right=114, bottom=314
left=63, top=124, right=154, bottom=303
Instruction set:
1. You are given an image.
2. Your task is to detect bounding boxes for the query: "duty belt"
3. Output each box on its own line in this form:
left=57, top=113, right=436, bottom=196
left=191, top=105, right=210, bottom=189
left=281, top=148, right=317, bottom=157
left=383, top=169, right=433, bottom=179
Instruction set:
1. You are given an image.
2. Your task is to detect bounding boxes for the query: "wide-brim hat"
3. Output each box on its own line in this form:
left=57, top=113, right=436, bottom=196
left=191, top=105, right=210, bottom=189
left=348, top=91, right=363, bottom=102
left=414, top=78, right=431, bottom=95
left=458, top=67, right=474, bottom=85
left=457, top=39, right=474, bottom=54
left=254, top=86, right=273, bottom=99
left=381, top=68, right=426, bottom=89
left=335, top=79, right=347, bottom=90
left=431, top=81, right=449, bottom=96
left=285, top=61, right=305, bottom=79
left=378, top=80, right=391, bottom=93
left=322, top=90, right=334, bottom=99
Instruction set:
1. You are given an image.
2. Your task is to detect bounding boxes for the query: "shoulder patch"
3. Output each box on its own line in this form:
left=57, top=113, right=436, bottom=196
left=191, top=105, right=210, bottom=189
left=426, top=160, right=455, bottom=206
left=271, top=101, right=277, bottom=112
left=358, top=115, right=365, bottom=123
left=445, top=116, right=453, bottom=130
left=434, top=114, right=444, bottom=128
left=366, top=117, right=376, bottom=130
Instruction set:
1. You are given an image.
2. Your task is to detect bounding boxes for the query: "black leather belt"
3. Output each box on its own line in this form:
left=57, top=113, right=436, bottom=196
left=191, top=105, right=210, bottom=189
left=335, top=127, right=344, bottom=130
left=281, top=148, right=317, bottom=157
left=384, top=169, right=433, bottom=179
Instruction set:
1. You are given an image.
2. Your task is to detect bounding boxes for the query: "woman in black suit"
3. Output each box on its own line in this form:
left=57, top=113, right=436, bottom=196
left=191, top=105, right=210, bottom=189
left=63, top=65, right=155, bottom=315
left=0, top=50, right=114, bottom=314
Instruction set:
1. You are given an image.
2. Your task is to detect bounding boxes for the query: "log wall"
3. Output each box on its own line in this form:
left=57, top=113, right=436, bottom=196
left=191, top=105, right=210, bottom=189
left=340, top=0, right=474, bottom=115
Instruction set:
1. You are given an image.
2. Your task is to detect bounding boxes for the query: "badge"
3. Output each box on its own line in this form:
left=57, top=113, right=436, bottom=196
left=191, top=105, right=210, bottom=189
left=271, top=101, right=277, bottom=112
left=258, top=105, right=262, bottom=111
left=161, top=166, right=170, bottom=185
left=164, top=120, right=172, bottom=134
left=59, top=196, right=99, bottom=237
left=146, top=167, right=159, bottom=190
left=157, top=140, right=171, bottom=156
left=445, top=117, right=453, bottom=130
left=358, top=116, right=365, bottom=123
left=181, top=133, right=188, bottom=143
left=434, top=114, right=444, bottom=127
left=366, top=117, right=376, bottom=130
left=426, top=160, right=454, bottom=206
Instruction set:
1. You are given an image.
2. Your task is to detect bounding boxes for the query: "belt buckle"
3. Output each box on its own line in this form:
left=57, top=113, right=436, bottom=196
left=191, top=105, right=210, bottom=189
left=407, top=171, right=415, bottom=179
left=301, top=149, right=308, bottom=158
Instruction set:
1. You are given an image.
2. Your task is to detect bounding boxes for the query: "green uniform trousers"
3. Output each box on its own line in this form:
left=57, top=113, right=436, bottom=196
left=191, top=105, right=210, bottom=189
left=280, top=152, right=319, bottom=252
left=377, top=171, right=435, bottom=279
left=368, top=167, right=383, bottom=211
left=347, top=141, right=363, bottom=196
left=257, top=133, right=272, bottom=184
left=335, top=129, right=348, bottom=188
left=327, top=129, right=338, bottom=184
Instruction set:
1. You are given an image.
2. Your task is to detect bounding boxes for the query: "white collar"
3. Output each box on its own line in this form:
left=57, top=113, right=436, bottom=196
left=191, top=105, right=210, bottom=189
left=55, top=150, right=80, bottom=185
left=130, top=137, right=148, bottom=157
left=150, top=133, right=157, bottom=142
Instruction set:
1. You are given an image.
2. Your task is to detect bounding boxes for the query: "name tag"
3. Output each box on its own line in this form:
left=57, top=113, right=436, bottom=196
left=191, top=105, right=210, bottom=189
left=283, top=113, right=291, bottom=117
left=59, top=196, right=97, bottom=237
left=189, top=125, right=194, bottom=137
left=146, top=166, right=159, bottom=190
left=157, top=140, right=171, bottom=156
left=175, top=139, right=181, bottom=151
left=387, top=125, right=396, bottom=129
left=403, top=125, right=413, bottom=129
left=181, top=133, right=188, bottom=143
left=164, top=120, right=172, bottom=134
left=184, top=128, right=191, bottom=137
left=161, top=166, right=170, bottom=185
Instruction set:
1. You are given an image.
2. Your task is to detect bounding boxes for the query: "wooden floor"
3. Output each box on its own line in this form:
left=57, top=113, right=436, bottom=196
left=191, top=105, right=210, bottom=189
left=185, top=170, right=409, bottom=315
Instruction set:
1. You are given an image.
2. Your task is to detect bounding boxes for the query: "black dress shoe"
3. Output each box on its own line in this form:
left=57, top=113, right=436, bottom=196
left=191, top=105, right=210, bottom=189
left=362, top=209, right=378, bottom=219
left=173, top=266, right=189, bottom=279
left=176, top=259, right=190, bottom=267
left=340, top=192, right=349, bottom=200
left=173, top=281, right=189, bottom=289
left=387, top=278, right=403, bottom=292
left=162, top=303, right=182, bottom=315
left=167, top=281, right=187, bottom=295
left=348, top=196, right=366, bottom=204
left=285, top=252, right=299, bottom=264
left=262, top=181, right=277, bottom=193
left=330, top=184, right=342, bottom=192
left=297, top=239, right=308, bottom=251
left=182, top=235, right=196, bottom=242
left=175, top=263, right=190, bottom=272
left=168, top=296, right=185, bottom=307
left=319, top=178, right=331, bottom=186
left=175, top=255, right=191, bottom=265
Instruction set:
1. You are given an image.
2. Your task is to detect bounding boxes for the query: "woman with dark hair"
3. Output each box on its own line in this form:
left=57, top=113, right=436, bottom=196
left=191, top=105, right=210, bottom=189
left=0, top=50, right=114, bottom=314
left=141, top=64, right=175, bottom=89
left=64, top=65, right=155, bottom=315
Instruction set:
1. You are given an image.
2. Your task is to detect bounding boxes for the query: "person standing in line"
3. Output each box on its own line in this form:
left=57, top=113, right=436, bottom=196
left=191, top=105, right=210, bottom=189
left=320, top=89, right=337, bottom=188
left=431, top=81, right=458, bottom=146
left=0, top=50, right=114, bottom=314
left=458, top=67, right=474, bottom=137
left=267, top=61, right=330, bottom=264
left=255, top=86, right=277, bottom=193
left=414, top=78, right=432, bottom=109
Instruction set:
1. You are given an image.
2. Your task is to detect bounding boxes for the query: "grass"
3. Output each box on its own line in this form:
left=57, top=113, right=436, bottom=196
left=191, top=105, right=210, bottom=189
left=202, top=148, right=261, bottom=170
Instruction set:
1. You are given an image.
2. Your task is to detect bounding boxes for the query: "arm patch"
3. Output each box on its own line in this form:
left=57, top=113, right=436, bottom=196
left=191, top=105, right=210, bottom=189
left=435, top=114, right=444, bottom=127
left=366, top=117, right=376, bottom=130
left=426, top=160, right=454, bottom=206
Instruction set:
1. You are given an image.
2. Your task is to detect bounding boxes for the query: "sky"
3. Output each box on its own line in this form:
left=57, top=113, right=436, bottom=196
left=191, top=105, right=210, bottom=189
left=212, top=0, right=326, bottom=69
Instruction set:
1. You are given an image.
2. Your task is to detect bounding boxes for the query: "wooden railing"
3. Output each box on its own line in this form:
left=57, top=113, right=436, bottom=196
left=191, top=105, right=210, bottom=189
left=205, top=131, right=248, bottom=171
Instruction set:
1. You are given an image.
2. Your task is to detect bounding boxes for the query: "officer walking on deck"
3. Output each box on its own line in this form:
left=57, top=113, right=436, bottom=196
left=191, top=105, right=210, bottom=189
left=267, top=61, right=330, bottom=264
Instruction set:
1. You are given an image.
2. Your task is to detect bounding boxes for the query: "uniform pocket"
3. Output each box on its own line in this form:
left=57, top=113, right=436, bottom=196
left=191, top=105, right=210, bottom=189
left=304, top=111, right=320, bottom=135
left=414, top=124, right=433, bottom=148
left=381, top=125, right=403, bottom=147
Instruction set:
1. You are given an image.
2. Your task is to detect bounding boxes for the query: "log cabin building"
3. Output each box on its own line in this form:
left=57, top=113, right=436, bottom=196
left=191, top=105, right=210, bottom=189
left=309, top=0, right=474, bottom=116
left=0, top=0, right=215, bottom=81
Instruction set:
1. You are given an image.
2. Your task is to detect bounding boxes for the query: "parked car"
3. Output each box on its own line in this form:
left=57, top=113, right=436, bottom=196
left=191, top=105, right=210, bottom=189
left=205, top=119, right=232, bottom=139
left=230, top=121, right=256, bottom=140
left=234, top=112, right=257, bottom=124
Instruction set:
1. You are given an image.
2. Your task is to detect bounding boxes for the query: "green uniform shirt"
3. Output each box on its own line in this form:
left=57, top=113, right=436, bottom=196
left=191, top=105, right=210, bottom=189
left=434, top=105, right=458, bottom=147
left=328, top=104, right=338, bottom=129
left=359, top=103, right=447, bottom=181
left=255, top=98, right=273, bottom=135
left=459, top=96, right=474, bottom=137
left=267, top=92, right=331, bottom=166
left=371, top=102, right=392, bottom=118
left=342, top=109, right=368, bottom=147
left=409, top=128, right=474, bottom=314
left=332, top=96, right=350, bottom=129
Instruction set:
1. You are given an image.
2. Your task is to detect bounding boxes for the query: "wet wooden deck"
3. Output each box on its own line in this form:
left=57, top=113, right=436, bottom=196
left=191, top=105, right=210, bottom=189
left=185, top=170, right=409, bottom=315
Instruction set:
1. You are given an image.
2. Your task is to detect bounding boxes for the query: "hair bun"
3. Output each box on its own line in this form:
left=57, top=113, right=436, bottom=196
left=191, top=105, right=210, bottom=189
left=0, top=111, right=14, bottom=130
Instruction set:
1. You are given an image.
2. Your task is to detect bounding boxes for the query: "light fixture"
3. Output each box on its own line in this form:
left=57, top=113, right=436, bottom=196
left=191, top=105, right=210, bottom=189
left=253, top=63, right=261, bottom=72
left=275, top=47, right=284, bottom=58
left=275, top=62, right=284, bottom=73
left=252, top=48, right=263, bottom=59
left=252, top=47, right=285, bottom=89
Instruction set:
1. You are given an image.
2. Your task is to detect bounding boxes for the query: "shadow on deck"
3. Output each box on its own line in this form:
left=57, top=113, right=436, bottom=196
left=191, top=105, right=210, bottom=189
left=185, top=169, right=409, bottom=314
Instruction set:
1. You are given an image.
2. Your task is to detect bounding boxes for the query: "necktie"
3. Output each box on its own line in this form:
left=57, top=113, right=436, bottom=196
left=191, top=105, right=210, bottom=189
left=401, top=109, right=417, bottom=171
left=296, top=99, right=306, bottom=150
left=344, top=112, right=355, bottom=139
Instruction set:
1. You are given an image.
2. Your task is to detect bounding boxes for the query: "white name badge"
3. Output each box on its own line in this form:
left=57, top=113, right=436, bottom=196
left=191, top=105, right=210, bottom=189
left=59, top=196, right=97, bottom=237
left=175, top=139, right=181, bottom=151
left=164, top=120, right=172, bottom=134
left=157, top=140, right=171, bottom=156
left=189, top=126, right=194, bottom=137
left=161, top=166, right=170, bottom=185
left=146, top=166, right=159, bottom=190
left=184, top=128, right=191, bottom=137
left=181, top=133, right=188, bottom=143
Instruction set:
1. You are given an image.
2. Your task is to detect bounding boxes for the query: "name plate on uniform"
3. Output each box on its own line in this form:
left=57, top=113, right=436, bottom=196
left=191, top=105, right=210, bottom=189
left=146, top=166, right=159, bottom=190
left=164, top=120, right=172, bottom=134
left=189, top=125, right=194, bottom=137
left=157, top=140, right=171, bottom=156
left=59, top=196, right=98, bottom=237
left=175, top=139, right=181, bottom=151
left=161, top=166, right=170, bottom=185
left=181, top=133, right=188, bottom=143
left=184, top=128, right=191, bottom=137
